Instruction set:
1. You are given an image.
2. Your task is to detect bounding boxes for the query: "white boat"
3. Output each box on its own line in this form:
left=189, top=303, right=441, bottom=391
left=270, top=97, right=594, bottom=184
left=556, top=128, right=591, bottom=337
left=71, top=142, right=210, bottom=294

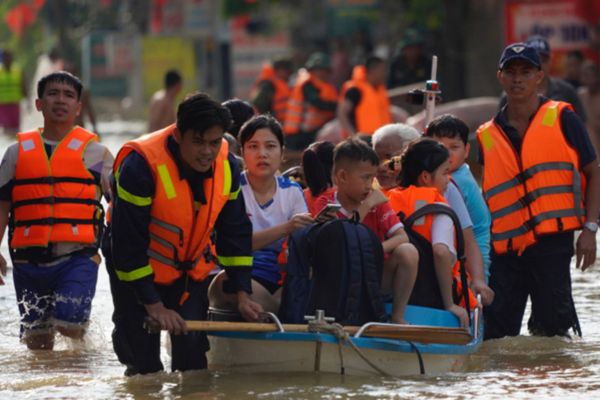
left=207, top=304, right=482, bottom=376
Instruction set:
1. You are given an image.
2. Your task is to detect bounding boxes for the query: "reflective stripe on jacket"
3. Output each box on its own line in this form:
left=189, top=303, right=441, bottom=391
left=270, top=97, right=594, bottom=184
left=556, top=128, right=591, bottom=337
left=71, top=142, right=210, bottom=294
left=341, top=65, right=392, bottom=135
left=387, top=185, right=477, bottom=309
left=284, top=69, right=337, bottom=135
left=477, top=101, right=585, bottom=255
left=112, top=125, right=236, bottom=285
left=11, top=127, right=101, bottom=248
left=0, top=65, right=22, bottom=104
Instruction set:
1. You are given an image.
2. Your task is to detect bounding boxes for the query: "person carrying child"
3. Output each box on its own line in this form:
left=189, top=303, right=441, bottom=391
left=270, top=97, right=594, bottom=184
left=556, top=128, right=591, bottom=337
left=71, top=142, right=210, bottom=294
left=387, top=139, right=477, bottom=327
left=424, top=114, right=492, bottom=283
left=313, top=138, right=418, bottom=323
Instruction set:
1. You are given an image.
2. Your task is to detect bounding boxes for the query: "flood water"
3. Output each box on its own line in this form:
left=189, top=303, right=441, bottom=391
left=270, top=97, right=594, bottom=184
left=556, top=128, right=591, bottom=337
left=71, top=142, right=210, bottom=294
left=1, top=123, right=599, bottom=399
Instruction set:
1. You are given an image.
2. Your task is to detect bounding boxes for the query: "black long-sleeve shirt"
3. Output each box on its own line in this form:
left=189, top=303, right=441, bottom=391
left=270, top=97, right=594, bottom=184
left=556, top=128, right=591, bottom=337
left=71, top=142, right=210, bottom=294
left=108, top=135, right=253, bottom=304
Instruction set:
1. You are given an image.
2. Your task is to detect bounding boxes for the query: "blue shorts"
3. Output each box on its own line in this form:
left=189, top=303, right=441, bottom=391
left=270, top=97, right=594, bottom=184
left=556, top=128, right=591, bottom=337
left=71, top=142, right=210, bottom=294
left=13, top=255, right=99, bottom=336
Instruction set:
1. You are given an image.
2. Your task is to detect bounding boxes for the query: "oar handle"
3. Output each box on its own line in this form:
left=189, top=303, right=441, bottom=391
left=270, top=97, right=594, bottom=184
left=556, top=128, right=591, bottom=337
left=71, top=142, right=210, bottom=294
left=143, top=317, right=311, bottom=334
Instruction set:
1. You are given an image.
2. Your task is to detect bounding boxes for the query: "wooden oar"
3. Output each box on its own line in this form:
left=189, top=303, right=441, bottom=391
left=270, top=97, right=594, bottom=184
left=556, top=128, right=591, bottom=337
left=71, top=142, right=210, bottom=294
left=354, top=324, right=472, bottom=345
left=144, top=319, right=472, bottom=345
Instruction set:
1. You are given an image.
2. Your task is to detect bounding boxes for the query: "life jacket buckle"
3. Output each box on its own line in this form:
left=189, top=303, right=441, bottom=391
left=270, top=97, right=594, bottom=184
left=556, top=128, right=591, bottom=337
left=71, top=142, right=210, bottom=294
left=518, top=170, right=531, bottom=183
left=177, top=260, right=194, bottom=271
left=524, top=219, right=536, bottom=231
left=520, top=192, right=533, bottom=207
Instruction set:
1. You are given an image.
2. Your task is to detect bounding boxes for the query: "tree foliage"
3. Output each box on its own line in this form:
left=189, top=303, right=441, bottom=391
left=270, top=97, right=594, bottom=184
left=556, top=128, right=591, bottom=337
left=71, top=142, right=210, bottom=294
left=1, top=0, right=150, bottom=80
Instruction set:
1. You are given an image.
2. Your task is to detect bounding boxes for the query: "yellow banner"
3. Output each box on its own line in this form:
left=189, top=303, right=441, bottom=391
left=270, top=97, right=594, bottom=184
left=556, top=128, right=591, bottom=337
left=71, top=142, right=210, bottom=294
left=141, top=37, right=196, bottom=101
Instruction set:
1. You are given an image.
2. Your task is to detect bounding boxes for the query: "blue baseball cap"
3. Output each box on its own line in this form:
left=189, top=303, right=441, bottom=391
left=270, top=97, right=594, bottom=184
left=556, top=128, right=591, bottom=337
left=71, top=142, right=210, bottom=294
left=526, top=35, right=551, bottom=57
left=498, top=42, right=541, bottom=70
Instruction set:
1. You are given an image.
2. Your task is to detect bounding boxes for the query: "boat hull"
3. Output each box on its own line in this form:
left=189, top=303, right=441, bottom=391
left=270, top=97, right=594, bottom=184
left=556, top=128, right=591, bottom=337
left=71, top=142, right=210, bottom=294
left=208, top=332, right=477, bottom=376
left=207, top=305, right=482, bottom=376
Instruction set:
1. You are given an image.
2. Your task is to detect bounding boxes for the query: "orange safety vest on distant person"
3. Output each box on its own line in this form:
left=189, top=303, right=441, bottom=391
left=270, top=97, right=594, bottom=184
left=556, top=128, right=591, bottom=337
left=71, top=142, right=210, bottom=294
left=476, top=100, right=586, bottom=255
left=252, top=63, right=291, bottom=123
left=11, top=127, right=101, bottom=248
left=387, top=185, right=477, bottom=309
left=284, top=69, right=338, bottom=135
left=340, top=65, right=392, bottom=135
left=113, top=125, right=234, bottom=285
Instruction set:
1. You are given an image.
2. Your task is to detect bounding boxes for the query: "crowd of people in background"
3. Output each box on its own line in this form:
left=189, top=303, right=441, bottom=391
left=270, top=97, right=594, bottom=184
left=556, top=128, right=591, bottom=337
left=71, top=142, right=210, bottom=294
left=0, top=30, right=599, bottom=377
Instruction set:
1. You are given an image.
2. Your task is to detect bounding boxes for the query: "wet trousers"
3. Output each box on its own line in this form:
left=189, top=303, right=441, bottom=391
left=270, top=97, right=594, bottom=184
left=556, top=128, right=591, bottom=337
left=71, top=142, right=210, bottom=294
left=484, top=238, right=579, bottom=340
left=106, top=263, right=210, bottom=375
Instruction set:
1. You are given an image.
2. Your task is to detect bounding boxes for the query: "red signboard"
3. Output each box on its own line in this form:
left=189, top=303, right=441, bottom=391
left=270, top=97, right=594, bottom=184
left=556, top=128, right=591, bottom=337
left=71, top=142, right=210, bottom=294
left=505, top=0, right=600, bottom=73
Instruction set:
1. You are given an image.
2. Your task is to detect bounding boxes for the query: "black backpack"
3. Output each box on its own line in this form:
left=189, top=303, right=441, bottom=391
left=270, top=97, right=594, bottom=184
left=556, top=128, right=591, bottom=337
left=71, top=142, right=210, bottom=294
left=401, top=203, right=471, bottom=321
left=278, top=217, right=387, bottom=325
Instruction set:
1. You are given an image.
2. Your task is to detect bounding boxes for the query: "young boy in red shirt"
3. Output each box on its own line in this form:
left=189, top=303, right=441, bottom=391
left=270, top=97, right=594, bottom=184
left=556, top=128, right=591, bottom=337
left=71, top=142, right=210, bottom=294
left=313, top=138, right=418, bottom=323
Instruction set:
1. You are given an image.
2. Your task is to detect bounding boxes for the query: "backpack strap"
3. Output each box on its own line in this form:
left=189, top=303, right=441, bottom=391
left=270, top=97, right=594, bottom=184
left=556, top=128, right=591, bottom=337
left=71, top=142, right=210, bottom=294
left=354, top=223, right=386, bottom=322
left=403, top=203, right=471, bottom=325
left=350, top=210, right=361, bottom=224
left=341, top=221, right=362, bottom=323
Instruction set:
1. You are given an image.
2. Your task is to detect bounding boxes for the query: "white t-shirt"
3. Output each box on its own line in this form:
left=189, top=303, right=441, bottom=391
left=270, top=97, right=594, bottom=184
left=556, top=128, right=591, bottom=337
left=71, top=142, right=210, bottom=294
left=444, top=181, right=473, bottom=230
left=240, top=172, right=308, bottom=283
left=431, top=208, right=457, bottom=258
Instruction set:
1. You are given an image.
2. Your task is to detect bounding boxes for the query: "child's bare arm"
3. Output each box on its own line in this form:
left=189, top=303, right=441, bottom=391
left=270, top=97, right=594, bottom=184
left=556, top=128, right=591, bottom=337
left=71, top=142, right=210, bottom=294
left=382, top=226, right=409, bottom=253
left=357, top=189, right=388, bottom=222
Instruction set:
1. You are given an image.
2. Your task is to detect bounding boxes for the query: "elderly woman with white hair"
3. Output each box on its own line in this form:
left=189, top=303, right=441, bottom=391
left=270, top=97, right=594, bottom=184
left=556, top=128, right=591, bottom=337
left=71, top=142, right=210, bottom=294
left=372, top=123, right=420, bottom=191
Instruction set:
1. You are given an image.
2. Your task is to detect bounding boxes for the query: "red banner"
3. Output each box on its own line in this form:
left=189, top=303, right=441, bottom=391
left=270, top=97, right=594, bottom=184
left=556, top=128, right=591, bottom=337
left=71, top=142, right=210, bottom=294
left=505, top=0, right=600, bottom=73
left=5, top=0, right=45, bottom=38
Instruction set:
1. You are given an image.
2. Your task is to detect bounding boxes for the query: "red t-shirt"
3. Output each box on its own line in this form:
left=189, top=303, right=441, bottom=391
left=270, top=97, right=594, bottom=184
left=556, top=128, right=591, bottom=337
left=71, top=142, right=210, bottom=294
left=313, top=190, right=404, bottom=243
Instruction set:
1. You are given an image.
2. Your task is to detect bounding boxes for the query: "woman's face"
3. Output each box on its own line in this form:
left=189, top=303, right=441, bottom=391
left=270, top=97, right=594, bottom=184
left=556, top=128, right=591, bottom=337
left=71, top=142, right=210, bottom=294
left=242, top=128, right=283, bottom=178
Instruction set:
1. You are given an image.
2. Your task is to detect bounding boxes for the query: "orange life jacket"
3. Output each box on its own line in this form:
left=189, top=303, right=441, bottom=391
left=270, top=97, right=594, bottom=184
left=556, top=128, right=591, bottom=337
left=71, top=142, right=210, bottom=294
left=340, top=65, right=392, bottom=135
left=284, top=69, right=338, bottom=135
left=252, top=63, right=291, bottom=123
left=387, top=185, right=477, bottom=309
left=477, top=101, right=586, bottom=255
left=11, top=127, right=101, bottom=249
left=113, top=125, right=232, bottom=285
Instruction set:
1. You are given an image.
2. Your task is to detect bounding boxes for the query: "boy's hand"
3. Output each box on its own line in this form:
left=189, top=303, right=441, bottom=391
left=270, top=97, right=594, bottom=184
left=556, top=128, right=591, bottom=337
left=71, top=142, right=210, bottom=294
left=364, top=189, right=388, bottom=210
left=447, top=304, right=469, bottom=328
left=470, top=279, right=494, bottom=306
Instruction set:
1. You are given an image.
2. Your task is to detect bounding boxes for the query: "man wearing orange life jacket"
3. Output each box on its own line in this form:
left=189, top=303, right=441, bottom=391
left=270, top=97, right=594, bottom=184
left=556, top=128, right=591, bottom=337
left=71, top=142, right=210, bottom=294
left=338, top=56, right=392, bottom=137
left=283, top=52, right=338, bottom=151
left=0, top=71, right=113, bottom=350
left=478, top=43, right=600, bottom=340
left=104, top=92, right=262, bottom=376
left=250, top=58, right=292, bottom=124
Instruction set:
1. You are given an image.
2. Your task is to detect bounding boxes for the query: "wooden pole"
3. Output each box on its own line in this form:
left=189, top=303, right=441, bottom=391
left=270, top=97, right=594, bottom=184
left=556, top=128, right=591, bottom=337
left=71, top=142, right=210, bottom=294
left=145, top=318, right=473, bottom=345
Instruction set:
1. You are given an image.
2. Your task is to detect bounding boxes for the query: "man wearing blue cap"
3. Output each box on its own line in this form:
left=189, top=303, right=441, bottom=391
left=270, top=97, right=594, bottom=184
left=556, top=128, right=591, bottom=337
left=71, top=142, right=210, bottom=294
left=499, top=36, right=586, bottom=121
left=476, top=43, right=600, bottom=339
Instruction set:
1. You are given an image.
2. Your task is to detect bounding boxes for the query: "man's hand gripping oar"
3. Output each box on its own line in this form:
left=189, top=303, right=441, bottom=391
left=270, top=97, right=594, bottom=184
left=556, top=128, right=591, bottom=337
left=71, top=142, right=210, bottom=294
left=144, top=302, right=187, bottom=335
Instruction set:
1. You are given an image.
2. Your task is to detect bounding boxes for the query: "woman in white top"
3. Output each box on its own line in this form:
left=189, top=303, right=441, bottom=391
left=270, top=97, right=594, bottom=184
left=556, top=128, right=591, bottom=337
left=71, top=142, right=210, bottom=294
left=209, top=115, right=313, bottom=313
